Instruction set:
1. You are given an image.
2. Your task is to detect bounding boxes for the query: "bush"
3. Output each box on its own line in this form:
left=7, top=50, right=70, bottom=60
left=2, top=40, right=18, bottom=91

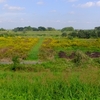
left=61, top=32, right=67, bottom=37
left=69, top=31, right=77, bottom=38
left=73, top=50, right=89, bottom=65
left=67, top=36, right=73, bottom=40
left=39, top=48, right=55, bottom=61
left=11, top=56, right=20, bottom=71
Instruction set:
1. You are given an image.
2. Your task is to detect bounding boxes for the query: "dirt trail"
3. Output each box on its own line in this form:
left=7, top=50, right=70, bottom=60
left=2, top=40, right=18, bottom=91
left=0, top=60, right=42, bottom=65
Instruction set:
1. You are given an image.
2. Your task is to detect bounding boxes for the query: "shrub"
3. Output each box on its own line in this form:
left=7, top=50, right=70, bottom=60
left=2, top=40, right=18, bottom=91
left=39, top=48, right=55, bottom=61
left=69, top=31, right=77, bottom=38
left=67, top=36, right=73, bottom=40
left=61, top=32, right=67, bottom=37
left=73, top=50, right=89, bottom=65
left=11, top=56, right=20, bottom=71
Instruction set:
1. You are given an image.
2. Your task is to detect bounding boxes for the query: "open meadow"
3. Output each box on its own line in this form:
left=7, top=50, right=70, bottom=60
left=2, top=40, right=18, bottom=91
left=0, top=31, right=100, bottom=99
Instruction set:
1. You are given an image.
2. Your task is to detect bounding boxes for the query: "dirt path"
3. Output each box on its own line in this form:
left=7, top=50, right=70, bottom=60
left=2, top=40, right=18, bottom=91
left=0, top=60, right=42, bottom=65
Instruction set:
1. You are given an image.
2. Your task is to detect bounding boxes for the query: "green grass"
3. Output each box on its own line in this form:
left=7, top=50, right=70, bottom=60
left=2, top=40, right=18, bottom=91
left=0, top=66, right=100, bottom=100
left=12, top=31, right=62, bottom=37
left=26, top=38, right=44, bottom=60
left=0, top=33, right=100, bottom=99
left=0, top=48, right=100, bottom=99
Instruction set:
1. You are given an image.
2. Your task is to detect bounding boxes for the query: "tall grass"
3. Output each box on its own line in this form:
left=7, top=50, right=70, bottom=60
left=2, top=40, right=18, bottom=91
left=0, top=66, right=100, bottom=100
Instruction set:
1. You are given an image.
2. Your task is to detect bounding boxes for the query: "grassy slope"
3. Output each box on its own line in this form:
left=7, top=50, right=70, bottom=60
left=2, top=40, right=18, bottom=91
left=26, top=37, right=44, bottom=60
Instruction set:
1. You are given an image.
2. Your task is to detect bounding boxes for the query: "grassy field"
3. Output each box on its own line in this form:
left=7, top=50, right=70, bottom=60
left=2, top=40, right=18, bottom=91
left=0, top=66, right=100, bottom=100
left=0, top=31, right=62, bottom=37
left=0, top=31, right=100, bottom=99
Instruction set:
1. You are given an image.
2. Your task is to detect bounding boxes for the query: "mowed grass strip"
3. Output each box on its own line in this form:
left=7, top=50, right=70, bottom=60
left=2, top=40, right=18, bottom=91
left=27, top=38, right=44, bottom=60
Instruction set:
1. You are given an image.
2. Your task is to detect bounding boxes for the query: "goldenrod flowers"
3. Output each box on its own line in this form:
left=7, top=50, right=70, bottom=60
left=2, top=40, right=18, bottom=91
left=0, top=37, right=39, bottom=59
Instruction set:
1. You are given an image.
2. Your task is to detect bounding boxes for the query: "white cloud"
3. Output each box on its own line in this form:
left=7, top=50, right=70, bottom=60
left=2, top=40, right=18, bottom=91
left=0, top=0, right=6, bottom=3
left=37, top=1, right=44, bottom=5
left=78, top=2, right=95, bottom=8
left=96, top=1, right=100, bottom=6
left=3, top=4, right=25, bottom=11
left=75, top=1, right=100, bottom=8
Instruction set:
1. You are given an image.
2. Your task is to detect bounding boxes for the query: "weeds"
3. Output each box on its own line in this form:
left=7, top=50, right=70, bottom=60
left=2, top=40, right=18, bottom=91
left=73, top=50, right=89, bottom=66
left=0, top=70, right=100, bottom=100
left=11, top=56, right=20, bottom=71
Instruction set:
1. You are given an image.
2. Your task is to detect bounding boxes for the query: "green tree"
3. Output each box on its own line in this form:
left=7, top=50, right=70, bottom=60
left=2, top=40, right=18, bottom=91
left=95, top=26, right=100, bottom=30
left=0, top=28, right=6, bottom=31
left=24, top=26, right=32, bottom=31
left=47, top=27, right=56, bottom=31
left=13, top=27, right=24, bottom=31
left=69, top=31, right=77, bottom=37
left=32, top=27, right=38, bottom=31
left=61, top=27, right=74, bottom=32
left=97, top=31, right=100, bottom=37
left=77, top=30, right=86, bottom=38
left=38, top=26, right=47, bottom=31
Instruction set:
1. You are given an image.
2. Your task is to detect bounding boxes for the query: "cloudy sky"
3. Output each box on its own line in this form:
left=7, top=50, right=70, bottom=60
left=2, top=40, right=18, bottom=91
left=0, top=0, right=100, bottom=29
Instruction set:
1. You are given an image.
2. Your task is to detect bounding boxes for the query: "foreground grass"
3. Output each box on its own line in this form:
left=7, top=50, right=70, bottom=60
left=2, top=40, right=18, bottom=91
left=0, top=63, right=100, bottom=100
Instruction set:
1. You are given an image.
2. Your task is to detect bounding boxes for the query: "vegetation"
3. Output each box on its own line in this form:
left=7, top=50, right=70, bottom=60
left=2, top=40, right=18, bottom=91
left=27, top=38, right=44, bottom=60
left=12, top=26, right=56, bottom=32
left=0, top=26, right=100, bottom=99
left=0, top=66, right=100, bottom=99
left=61, top=32, right=67, bottom=37
left=11, top=56, right=20, bottom=71
left=0, top=37, right=39, bottom=59
left=61, top=27, right=74, bottom=32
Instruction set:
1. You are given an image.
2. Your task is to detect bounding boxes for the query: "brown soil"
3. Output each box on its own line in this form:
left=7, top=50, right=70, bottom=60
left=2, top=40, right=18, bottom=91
left=58, top=51, right=100, bottom=59
left=58, top=51, right=69, bottom=58
left=86, top=52, right=100, bottom=58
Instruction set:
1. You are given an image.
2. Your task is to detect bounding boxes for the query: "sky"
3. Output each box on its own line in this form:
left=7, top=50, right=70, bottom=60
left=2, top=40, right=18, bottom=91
left=0, top=0, right=100, bottom=29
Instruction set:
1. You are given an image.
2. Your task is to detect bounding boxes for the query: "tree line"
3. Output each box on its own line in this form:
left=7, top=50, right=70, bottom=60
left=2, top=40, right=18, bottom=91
left=61, top=26, right=100, bottom=38
left=67, top=30, right=100, bottom=38
left=1, top=26, right=100, bottom=38
left=12, top=26, right=56, bottom=32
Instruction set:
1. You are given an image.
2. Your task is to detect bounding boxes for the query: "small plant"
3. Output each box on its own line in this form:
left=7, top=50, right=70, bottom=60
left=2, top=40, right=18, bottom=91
left=73, top=50, right=89, bottom=66
left=12, top=56, right=20, bottom=71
